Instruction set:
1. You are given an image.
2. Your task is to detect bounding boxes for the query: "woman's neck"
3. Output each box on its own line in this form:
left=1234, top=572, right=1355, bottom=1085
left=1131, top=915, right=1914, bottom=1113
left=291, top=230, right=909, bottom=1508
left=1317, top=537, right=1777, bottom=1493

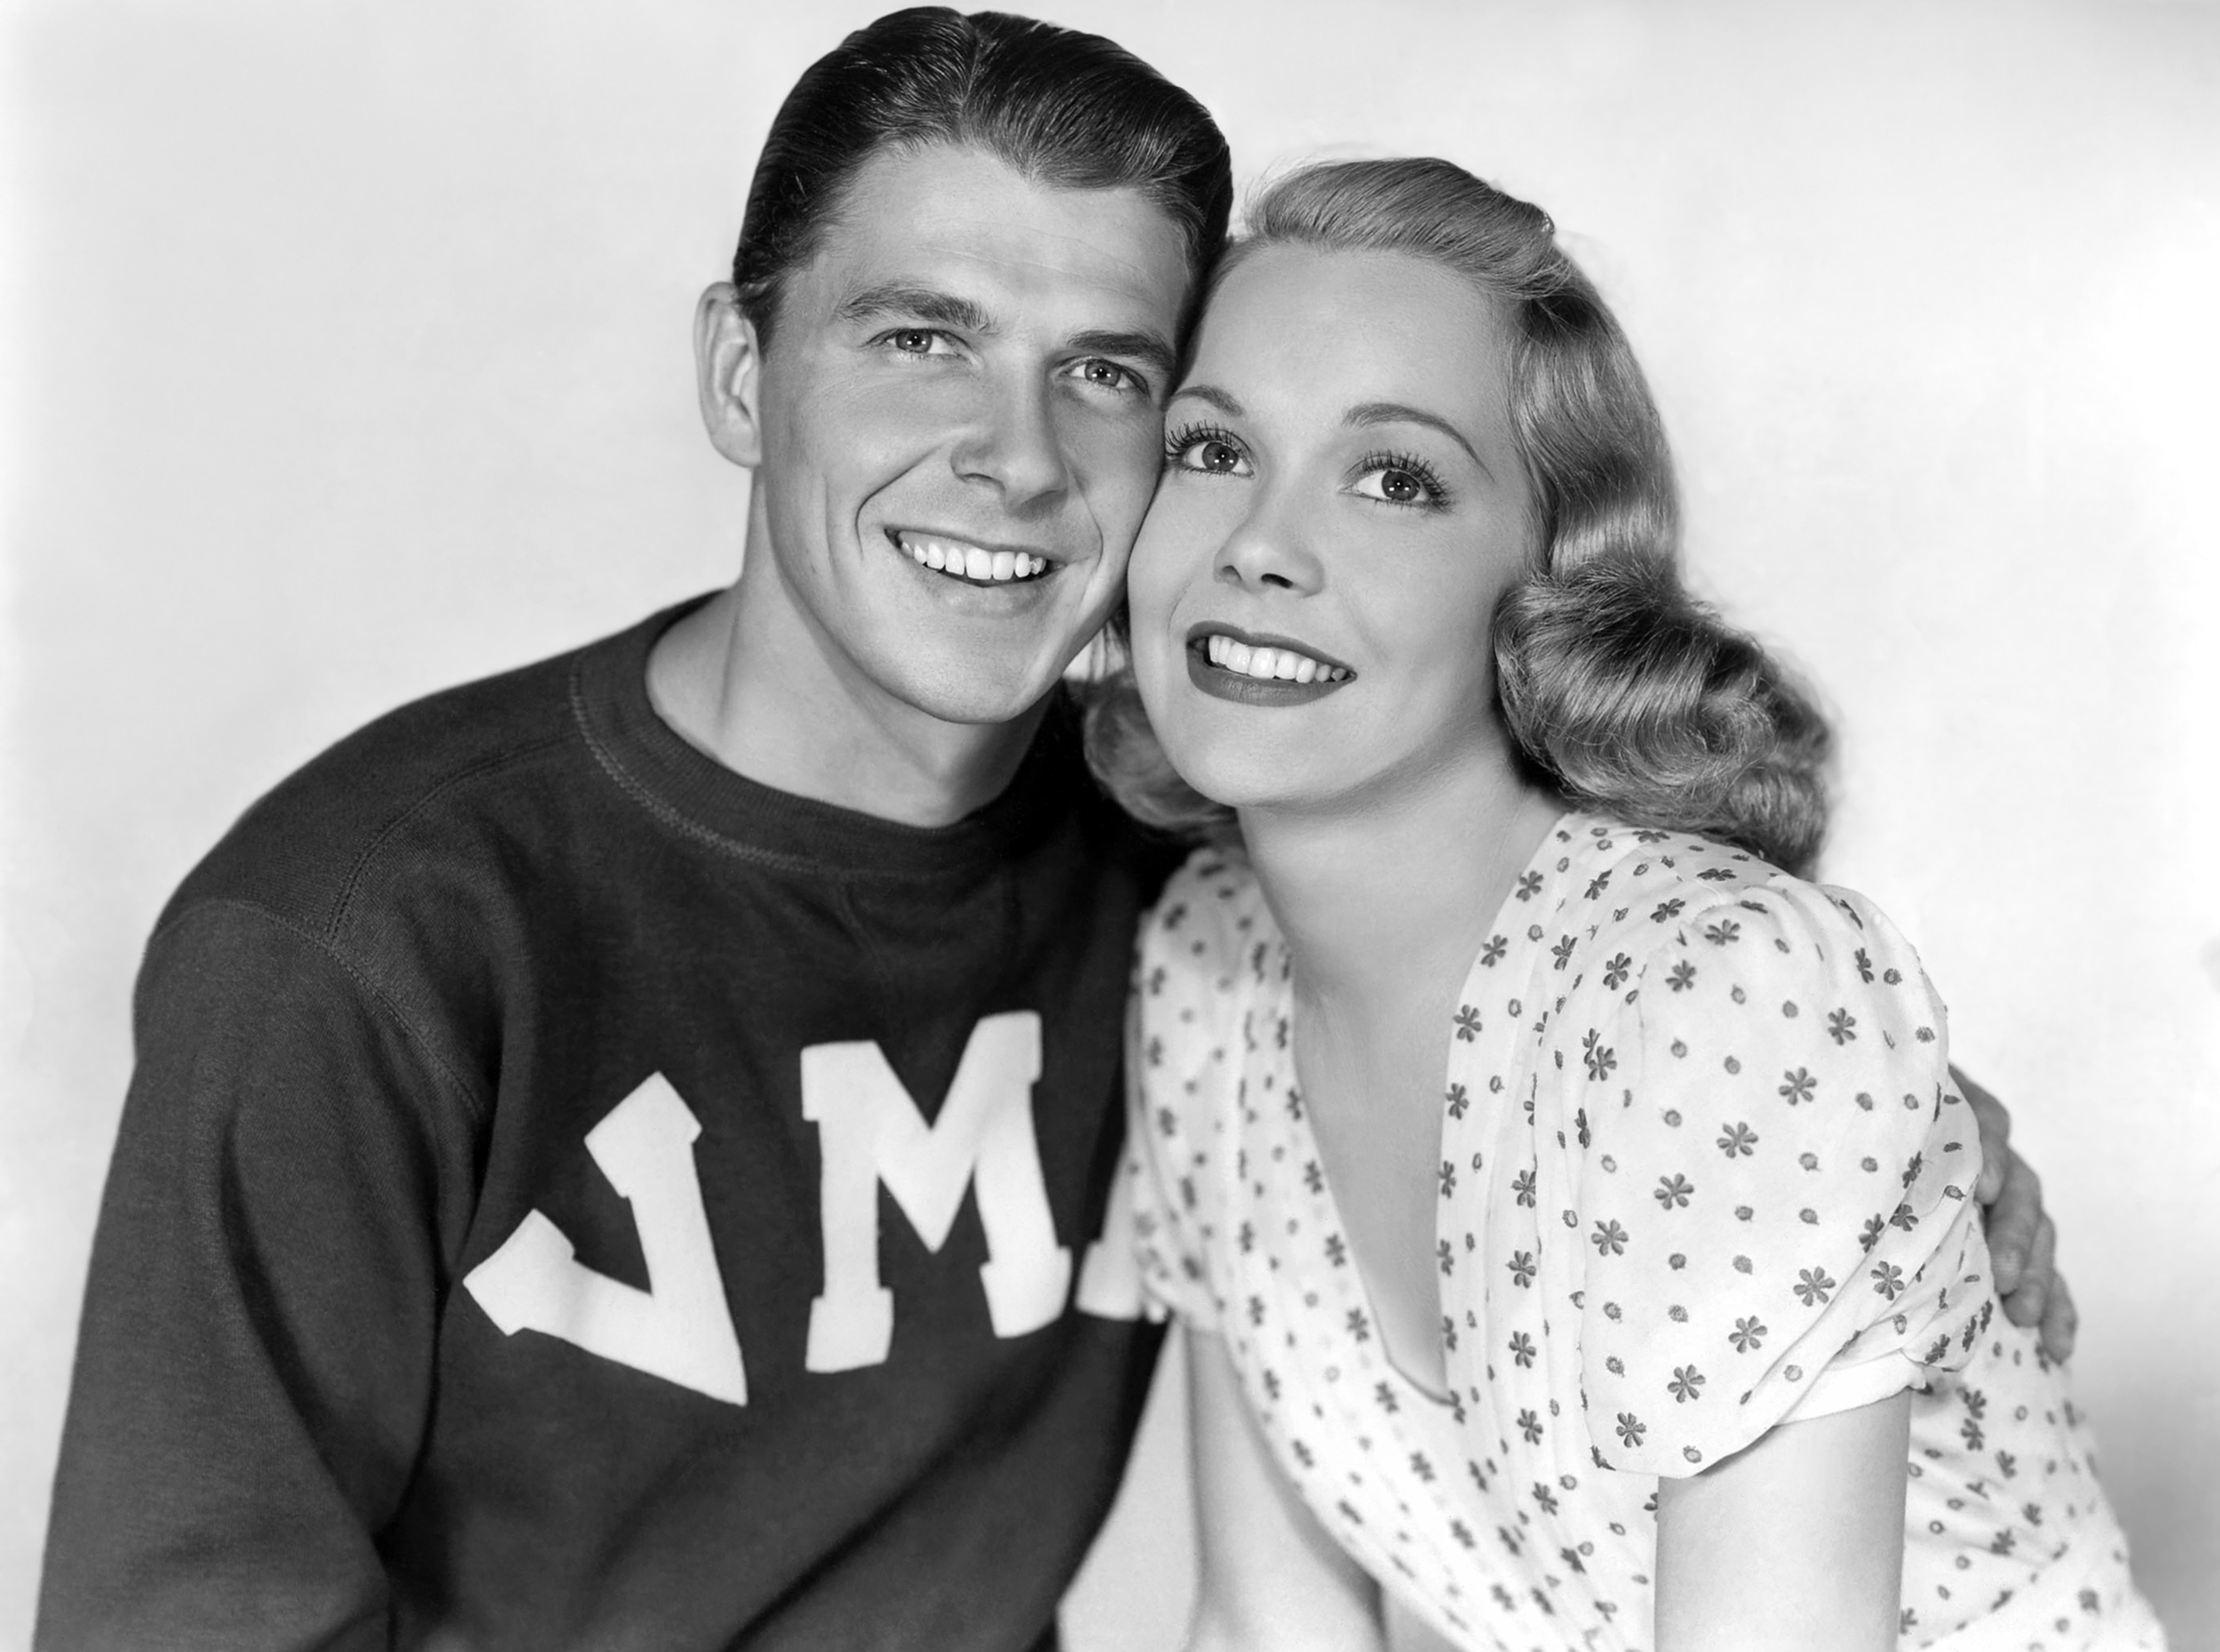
left=1239, top=757, right=1565, bottom=1027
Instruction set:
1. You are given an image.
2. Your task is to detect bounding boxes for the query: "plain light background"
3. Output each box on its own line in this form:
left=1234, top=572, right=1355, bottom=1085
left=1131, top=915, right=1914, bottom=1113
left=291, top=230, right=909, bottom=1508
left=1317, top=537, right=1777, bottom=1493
left=3, top=2, right=2216, bottom=1647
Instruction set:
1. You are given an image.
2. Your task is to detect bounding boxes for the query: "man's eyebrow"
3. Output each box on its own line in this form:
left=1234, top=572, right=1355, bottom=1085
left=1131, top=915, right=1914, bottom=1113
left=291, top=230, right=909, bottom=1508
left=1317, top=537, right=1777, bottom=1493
left=1167, top=383, right=1244, bottom=418
left=834, top=284, right=994, bottom=331
left=1068, top=329, right=1178, bottom=385
left=1346, top=400, right=1487, bottom=474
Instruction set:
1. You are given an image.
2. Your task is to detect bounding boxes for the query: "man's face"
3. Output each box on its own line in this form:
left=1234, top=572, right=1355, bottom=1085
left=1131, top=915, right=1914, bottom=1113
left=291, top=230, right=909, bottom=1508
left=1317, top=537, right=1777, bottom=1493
left=727, top=142, right=1188, bottom=728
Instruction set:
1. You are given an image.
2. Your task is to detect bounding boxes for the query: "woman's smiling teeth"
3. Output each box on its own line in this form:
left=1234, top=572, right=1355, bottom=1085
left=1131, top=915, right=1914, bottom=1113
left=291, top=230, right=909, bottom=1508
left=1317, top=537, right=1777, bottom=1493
left=1203, top=632, right=1349, bottom=683
left=898, top=531, right=1049, bottom=583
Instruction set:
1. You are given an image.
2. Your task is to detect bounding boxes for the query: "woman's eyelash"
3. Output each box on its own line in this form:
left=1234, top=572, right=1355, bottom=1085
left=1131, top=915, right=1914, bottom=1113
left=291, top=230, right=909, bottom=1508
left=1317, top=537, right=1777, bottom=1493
left=1163, top=421, right=1240, bottom=459
left=1355, top=449, right=1452, bottom=507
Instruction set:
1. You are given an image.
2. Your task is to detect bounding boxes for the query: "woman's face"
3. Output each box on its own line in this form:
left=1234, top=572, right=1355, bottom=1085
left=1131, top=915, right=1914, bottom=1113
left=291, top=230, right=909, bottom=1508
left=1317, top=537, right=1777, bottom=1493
left=1127, top=244, right=1537, bottom=817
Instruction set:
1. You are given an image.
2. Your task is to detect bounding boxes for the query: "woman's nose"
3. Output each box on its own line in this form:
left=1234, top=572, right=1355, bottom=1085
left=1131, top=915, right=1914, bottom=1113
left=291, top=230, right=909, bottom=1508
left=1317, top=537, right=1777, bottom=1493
left=1214, top=486, right=1323, bottom=595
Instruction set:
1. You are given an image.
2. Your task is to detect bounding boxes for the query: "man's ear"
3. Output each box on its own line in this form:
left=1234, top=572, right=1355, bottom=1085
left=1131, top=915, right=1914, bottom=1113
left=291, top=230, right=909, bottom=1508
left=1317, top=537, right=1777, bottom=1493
left=696, top=282, right=764, bottom=468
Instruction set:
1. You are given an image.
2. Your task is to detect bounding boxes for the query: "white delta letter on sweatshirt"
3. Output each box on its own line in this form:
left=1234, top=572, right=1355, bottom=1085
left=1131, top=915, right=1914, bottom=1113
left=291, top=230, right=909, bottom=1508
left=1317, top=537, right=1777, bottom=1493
left=463, top=1073, right=749, bottom=1405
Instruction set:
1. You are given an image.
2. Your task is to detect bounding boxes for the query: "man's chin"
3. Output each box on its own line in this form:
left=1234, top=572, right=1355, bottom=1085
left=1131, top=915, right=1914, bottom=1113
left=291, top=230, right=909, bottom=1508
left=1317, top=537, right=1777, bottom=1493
left=893, top=662, right=1068, bottom=729
left=864, top=609, right=1111, bottom=729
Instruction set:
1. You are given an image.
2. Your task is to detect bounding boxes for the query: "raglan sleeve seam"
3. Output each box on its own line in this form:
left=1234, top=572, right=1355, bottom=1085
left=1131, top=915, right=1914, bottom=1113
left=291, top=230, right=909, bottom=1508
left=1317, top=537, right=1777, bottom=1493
left=151, top=894, right=494, bottom=1133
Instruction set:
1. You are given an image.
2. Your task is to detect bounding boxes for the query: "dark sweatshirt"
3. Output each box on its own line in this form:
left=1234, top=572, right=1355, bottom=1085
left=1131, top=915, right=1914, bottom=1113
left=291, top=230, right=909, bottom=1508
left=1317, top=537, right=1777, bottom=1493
left=39, top=600, right=1174, bottom=1651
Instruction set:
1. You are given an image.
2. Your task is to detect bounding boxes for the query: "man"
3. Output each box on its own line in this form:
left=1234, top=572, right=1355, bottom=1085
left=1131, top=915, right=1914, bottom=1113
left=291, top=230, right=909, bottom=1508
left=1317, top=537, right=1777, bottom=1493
left=37, top=9, right=2067, bottom=1649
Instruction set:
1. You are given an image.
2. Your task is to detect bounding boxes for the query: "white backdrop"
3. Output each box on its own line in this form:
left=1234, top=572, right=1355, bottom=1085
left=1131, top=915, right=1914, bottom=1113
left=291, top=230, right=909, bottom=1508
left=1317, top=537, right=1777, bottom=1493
left=3, top=2, right=2216, bottom=1647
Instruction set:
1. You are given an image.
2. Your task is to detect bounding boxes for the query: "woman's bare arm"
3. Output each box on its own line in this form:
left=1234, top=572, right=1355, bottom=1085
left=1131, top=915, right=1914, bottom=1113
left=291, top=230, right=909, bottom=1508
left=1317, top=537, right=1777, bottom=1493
left=1654, top=1392, right=1912, bottom=1652
left=1183, top=1328, right=1385, bottom=1652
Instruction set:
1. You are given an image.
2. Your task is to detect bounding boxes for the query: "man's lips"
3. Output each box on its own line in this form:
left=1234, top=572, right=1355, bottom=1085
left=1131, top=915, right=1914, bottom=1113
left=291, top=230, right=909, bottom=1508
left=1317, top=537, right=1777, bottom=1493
left=889, top=528, right=1056, bottom=585
left=1183, top=622, right=1355, bottom=706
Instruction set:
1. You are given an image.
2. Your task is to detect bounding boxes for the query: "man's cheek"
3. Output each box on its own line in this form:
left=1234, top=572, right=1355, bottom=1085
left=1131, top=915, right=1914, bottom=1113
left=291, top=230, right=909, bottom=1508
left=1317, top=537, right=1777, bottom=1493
left=810, top=380, right=949, bottom=476
left=1082, top=428, right=1170, bottom=559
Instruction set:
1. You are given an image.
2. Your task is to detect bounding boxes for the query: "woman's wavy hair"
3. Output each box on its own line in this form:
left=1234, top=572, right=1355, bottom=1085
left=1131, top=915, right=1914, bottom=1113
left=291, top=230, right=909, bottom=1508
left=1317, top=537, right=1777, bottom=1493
left=1082, top=157, right=1831, bottom=876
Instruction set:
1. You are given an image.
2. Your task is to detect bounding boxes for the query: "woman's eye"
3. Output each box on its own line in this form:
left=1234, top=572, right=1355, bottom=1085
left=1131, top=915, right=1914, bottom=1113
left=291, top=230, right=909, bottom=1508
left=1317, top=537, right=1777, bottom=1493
left=1174, top=438, right=1249, bottom=476
left=1353, top=464, right=1439, bottom=506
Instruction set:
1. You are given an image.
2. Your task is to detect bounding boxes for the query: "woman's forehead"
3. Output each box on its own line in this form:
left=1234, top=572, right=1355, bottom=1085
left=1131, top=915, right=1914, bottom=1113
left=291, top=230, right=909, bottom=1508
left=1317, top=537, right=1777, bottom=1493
left=1186, top=243, right=1513, bottom=422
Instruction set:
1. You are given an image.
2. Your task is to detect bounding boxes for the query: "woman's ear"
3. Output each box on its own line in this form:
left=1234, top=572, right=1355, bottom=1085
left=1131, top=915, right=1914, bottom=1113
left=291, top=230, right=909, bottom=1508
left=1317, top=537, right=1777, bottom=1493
left=695, top=282, right=764, bottom=468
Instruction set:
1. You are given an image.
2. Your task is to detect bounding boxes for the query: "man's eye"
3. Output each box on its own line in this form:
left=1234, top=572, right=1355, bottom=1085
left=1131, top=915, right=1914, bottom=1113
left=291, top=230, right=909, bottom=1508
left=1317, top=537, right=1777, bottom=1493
left=1071, top=358, right=1143, bottom=394
left=886, top=329, right=950, bottom=356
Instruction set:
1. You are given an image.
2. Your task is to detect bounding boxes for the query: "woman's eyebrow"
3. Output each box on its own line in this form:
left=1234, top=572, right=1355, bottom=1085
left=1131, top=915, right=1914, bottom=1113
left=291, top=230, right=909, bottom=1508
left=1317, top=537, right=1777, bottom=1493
left=1345, top=401, right=1484, bottom=471
left=1168, top=383, right=1244, bottom=416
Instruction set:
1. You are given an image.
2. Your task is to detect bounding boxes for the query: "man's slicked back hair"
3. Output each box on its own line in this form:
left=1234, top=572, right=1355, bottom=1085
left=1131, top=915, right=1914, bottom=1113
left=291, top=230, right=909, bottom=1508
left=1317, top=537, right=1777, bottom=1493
left=731, top=7, right=1233, bottom=343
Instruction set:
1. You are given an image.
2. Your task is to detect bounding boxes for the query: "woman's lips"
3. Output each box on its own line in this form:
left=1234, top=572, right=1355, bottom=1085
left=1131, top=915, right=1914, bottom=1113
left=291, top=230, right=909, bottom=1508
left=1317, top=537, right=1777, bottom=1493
left=1183, top=626, right=1355, bottom=707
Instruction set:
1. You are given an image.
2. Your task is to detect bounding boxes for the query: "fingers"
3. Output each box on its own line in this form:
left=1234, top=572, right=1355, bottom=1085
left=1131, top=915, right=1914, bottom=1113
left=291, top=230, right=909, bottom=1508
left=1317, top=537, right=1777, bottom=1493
left=1947, top=1067, right=2072, bottom=1359
left=1956, top=1068, right=2011, bottom=1205
left=2000, top=1213, right=2057, bottom=1331
left=1975, top=1135, right=2006, bottom=1206
left=1953, top=1065, right=2005, bottom=1134
left=1984, top=1151, right=2043, bottom=1298
left=2039, top=1274, right=2079, bottom=1363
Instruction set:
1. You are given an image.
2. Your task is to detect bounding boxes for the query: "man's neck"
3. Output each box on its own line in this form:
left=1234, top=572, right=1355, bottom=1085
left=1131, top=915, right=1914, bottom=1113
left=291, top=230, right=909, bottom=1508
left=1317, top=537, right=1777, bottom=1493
left=646, top=569, right=1049, bottom=832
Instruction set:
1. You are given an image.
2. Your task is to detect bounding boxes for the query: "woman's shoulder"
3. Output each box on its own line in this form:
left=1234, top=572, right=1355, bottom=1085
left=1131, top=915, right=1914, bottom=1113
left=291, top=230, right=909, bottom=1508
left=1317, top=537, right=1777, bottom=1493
left=1541, top=815, right=1955, bottom=1124
left=1547, top=816, right=1925, bottom=996
left=1545, top=822, right=1962, bottom=1179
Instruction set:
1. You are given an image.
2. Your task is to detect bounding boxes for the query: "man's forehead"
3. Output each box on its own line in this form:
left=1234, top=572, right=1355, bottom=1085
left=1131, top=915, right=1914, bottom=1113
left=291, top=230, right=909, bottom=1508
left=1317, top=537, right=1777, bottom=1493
left=806, top=142, right=1190, bottom=331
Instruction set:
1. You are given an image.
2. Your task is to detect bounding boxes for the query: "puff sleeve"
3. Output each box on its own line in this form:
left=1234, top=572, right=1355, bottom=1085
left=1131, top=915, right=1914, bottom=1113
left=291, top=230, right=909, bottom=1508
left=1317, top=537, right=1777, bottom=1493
left=1572, top=879, right=1994, bottom=1478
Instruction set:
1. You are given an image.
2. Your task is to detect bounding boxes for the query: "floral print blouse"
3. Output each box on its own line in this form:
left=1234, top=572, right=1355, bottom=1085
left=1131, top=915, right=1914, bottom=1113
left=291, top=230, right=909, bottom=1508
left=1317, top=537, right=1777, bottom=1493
left=1125, top=815, right=2161, bottom=1650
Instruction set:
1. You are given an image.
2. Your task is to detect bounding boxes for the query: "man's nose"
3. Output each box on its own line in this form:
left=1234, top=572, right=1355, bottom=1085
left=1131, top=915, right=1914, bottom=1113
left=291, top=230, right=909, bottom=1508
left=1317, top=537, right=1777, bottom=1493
left=951, top=374, right=1071, bottom=508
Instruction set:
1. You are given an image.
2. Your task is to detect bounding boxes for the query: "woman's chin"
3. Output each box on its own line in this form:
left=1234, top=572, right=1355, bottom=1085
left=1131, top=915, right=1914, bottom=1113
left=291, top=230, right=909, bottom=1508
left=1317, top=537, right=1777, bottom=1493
left=1161, top=742, right=1338, bottom=818
left=1140, top=676, right=1368, bottom=816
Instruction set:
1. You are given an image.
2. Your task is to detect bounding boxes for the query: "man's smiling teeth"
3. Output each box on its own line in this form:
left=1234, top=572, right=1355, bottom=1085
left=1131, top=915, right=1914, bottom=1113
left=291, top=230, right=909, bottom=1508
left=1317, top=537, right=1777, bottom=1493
left=1204, top=632, right=1349, bottom=683
left=899, top=532, right=1048, bottom=582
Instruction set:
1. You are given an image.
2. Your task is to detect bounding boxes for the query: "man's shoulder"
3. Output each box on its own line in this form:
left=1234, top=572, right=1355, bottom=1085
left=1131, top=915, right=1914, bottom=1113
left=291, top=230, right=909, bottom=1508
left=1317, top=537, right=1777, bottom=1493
left=162, top=613, right=656, bottom=945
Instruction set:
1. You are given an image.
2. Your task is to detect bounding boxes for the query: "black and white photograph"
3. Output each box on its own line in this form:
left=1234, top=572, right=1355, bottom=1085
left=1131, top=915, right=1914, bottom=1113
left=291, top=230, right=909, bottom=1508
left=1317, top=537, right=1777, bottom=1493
left=3, top=2, right=2215, bottom=1647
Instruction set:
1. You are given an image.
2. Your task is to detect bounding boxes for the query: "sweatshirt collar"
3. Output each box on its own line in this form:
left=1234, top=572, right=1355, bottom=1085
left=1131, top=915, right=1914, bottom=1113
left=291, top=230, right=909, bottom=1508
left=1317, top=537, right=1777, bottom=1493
left=572, top=597, right=1091, bottom=882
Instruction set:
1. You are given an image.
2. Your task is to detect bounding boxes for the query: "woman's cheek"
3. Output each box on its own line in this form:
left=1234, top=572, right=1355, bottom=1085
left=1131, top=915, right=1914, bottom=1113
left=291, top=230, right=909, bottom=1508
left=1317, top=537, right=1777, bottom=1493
left=1122, top=517, right=1184, bottom=632
left=1129, top=479, right=1233, bottom=588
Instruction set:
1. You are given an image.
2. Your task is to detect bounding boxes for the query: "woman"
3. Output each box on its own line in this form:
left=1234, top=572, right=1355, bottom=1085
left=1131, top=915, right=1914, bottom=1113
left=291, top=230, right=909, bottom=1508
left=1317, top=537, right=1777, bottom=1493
left=1088, top=159, right=2161, bottom=1650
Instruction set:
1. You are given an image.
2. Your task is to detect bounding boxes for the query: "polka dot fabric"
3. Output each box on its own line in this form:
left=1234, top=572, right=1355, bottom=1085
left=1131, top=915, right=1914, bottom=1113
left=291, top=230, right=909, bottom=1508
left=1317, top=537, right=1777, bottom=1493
left=1561, top=844, right=1986, bottom=1476
left=1122, top=815, right=2163, bottom=1650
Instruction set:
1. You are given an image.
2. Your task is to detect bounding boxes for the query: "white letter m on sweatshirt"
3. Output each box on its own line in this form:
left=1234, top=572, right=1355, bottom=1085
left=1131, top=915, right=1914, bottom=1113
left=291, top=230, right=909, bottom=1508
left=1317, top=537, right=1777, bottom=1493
left=802, top=1010, right=1071, bottom=1373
